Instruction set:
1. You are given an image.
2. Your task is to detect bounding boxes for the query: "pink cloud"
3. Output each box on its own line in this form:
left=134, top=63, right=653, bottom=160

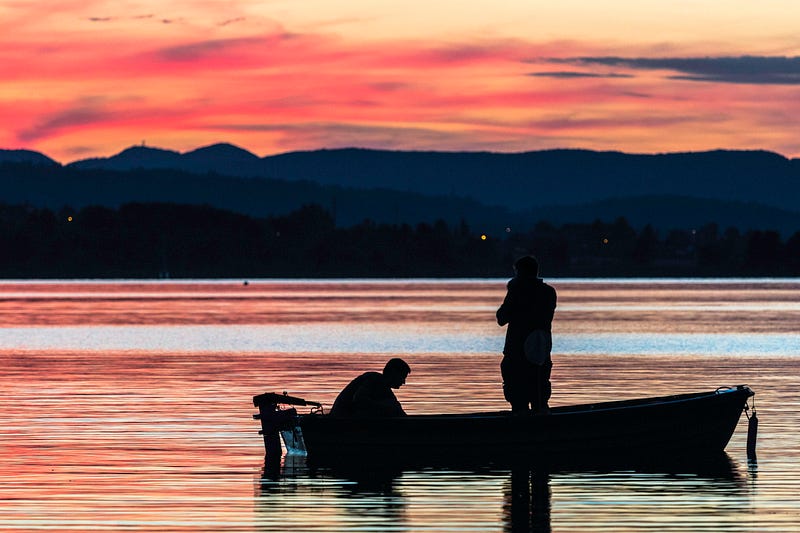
left=3, top=16, right=799, bottom=159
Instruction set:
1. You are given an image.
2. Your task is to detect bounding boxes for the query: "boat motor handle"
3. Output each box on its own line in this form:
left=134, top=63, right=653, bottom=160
left=253, top=391, right=322, bottom=408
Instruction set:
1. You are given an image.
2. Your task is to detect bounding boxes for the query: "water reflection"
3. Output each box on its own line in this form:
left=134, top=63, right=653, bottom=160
left=505, top=469, right=551, bottom=532
left=257, top=453, right=748, bottom=532
left=257, top=455, right=407, bottom=531
left=2, top=279, right=796, bottom=531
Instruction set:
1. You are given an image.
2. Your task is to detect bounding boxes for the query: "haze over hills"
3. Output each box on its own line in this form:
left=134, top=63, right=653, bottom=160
left=2, top=144, right=800, bottom=234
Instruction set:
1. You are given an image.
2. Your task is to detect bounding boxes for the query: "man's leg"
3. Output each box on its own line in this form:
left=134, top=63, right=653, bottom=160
left=501, top=357, right=529, bottom=414
left=532, top=360, right=553, bottom=413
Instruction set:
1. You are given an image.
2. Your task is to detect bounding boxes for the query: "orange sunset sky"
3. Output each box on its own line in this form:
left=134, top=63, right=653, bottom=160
left=2, top=0, right=799, bottom=163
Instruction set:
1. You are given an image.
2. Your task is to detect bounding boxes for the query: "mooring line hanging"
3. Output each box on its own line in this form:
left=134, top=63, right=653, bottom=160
left=744, top=392, right=756, bottom=419
left=745, top=392, right=758, bottom=462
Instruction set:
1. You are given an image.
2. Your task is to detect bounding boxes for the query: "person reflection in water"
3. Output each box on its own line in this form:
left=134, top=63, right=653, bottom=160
left=497, top=256, right=557, bottom=415
left=505, top=468, right=552, bottom=533
left=330, top=358, right=411, bottom=417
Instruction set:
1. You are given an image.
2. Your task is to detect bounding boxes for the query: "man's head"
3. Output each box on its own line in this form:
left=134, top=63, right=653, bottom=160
left=383, top=357, right=411, bottom=388
left=513, top=255, right=540, bottom=277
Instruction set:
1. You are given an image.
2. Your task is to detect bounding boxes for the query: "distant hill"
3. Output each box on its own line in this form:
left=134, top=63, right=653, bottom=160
left=0, top=149, right=59, bottom=167
left=261, top=148, right=800, bottom=214
left=71, top=143, right=265, bottom=177
left=71, top=145, right=183, bottom=170
left=533, top=195, right=800, bottom=236
left=2, top=144, right=800, bottom=235
left=0, top=162, right=511, bottom=230
left=66, top=145, right=800, bottom=214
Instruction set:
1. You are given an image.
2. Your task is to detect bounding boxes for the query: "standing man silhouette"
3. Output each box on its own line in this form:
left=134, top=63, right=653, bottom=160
left=497, top=256, right=557, bottom=415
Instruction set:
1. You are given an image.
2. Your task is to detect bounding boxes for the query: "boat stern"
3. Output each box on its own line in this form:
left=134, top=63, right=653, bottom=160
left=252, top=392, right=320, bottom=460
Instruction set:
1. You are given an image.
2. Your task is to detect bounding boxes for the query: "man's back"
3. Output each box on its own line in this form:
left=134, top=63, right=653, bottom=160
left=330, top=371, right=406, bottom=417
left=497, top=276, right=557, bottom=359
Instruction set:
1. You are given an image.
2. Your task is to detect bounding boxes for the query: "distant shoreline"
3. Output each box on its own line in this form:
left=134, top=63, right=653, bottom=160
left=0, top=202, right=797, bottom=278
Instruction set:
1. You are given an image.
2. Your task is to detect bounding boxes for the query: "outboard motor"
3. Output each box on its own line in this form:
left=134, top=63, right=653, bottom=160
left=252, top=392, right=321, bottom=464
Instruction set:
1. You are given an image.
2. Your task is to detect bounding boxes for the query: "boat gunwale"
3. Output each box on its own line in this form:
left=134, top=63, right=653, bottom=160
left=298, top=385, right=753, bottom=423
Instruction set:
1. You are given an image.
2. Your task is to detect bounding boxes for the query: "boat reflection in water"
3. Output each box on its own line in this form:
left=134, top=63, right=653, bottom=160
left=257, top=452, right=745, bottom=533
left=254, top=385, right=755, bottom=530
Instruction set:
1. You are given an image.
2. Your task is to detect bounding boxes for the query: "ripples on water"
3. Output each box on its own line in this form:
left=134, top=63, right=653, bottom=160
left=1, top=279, right=799, bottom=531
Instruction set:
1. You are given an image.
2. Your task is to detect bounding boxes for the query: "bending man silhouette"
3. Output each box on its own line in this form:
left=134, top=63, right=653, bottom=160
left=497, top=256, right=557, bottom=415
left=330, top=358, right=411, bottom=417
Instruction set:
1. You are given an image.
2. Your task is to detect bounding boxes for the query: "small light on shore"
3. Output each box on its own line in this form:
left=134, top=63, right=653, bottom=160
left=602, top=238, right=609, bottom=244
left=67, top=216, right=73, bottom=222
left=480, top=234, right=487, bottom=241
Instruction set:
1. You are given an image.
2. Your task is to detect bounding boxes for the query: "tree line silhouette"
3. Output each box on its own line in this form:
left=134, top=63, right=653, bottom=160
left=1, top=202, right=798, bottom=278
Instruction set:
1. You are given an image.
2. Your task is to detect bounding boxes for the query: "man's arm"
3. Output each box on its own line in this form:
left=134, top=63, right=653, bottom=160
left=352, top=378, right=406, bottom=416
left=497, top=283, right=516, bottom=326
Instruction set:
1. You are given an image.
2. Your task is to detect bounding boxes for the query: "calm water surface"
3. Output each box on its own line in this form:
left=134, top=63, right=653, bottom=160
left=1, top=279, right=799, bottom=531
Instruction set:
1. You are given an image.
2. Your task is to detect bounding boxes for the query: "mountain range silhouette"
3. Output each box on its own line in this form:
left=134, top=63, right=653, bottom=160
left=2, top=144, right=799, bottom=234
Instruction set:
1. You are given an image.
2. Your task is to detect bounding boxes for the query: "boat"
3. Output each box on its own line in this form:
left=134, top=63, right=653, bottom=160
left=253, top=385, right=756, bottom=464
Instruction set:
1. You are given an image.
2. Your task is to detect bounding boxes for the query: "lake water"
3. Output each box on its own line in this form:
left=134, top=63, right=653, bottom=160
left=1, top=278, right=799, bottom=531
